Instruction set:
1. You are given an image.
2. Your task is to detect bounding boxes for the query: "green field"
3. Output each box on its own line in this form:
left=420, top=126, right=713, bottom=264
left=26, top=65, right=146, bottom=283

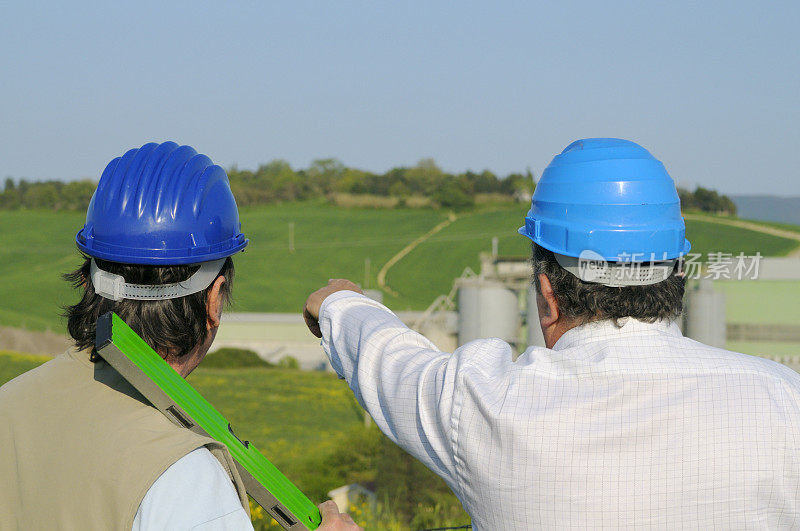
left=2, top=204, right=799, bottom=332
left=683, top=219, right=799, bottom=257
left=189, top=366, right=364, bottom=472
left=0, top=209, right=86, bottom=330
left=748, top=219, right=800, bottom=234
left=0, top=204, right=449, bottom=330
left=231, top=202, right=448, bottom=314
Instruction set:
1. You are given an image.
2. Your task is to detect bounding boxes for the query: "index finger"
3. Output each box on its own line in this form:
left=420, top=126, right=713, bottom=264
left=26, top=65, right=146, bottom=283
left=303, top=306, right=322, bottom=338
left=319, top=499, right=339, bottom=518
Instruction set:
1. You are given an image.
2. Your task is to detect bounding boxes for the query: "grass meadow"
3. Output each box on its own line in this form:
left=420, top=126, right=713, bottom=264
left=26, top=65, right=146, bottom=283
left=750, top=220, right=800, bottom=234
left=683, top=218, right=799, bottom=257
left=1, top=203, right=798, bottom=332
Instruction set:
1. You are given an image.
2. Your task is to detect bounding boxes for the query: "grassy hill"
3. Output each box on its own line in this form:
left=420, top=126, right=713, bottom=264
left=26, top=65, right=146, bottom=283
left=747, top=219, right=800, bottom=234
left=682, top=218, right=798, bottom=256
left=1, top=203, right=799, bottom=331
left=0, top=204, right=448, bottom=330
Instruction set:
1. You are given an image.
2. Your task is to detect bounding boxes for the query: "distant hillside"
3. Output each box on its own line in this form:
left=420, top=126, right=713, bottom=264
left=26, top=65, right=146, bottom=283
left=2, top=205, right=799, bottom=332
left=731, top=195, right=800, bottom=225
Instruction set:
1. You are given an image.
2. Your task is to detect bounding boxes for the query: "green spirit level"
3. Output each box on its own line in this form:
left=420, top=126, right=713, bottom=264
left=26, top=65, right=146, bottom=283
left=95, top=312, right=322, bottom=530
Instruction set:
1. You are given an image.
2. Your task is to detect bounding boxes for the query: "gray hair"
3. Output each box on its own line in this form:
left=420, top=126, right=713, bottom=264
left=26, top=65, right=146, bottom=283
left=531, top=244, right=684, bottom=325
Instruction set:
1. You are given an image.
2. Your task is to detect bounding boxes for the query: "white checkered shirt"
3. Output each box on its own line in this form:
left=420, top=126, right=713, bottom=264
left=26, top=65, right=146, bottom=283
left=319, top=291, right=800, bottom=530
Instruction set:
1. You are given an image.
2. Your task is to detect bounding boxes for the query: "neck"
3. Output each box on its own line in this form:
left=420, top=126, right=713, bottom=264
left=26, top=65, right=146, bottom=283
left=542, top=318, right=580, bottom=349
left=164, top=327, right=218, bottom=378
left=166, top=348, right=204, bottom=378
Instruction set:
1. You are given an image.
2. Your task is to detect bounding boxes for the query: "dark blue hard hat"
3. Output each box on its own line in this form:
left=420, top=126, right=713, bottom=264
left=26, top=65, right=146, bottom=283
left=519, top=138, right=691, bottom=261
left=76, top=142, right=248, bottom=265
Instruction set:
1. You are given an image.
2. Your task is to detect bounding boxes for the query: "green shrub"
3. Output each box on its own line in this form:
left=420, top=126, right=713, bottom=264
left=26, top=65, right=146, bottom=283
left=291, top=424, right=469, bottom=528
left=292, top=425, right=382, bottom=502
left=202, top=348, right=273, bottom=369
left=277, top=356, right=300, bottom=369
left=375, top=432, right=466, bottom=526
left=433, top=180, right=475, bottom=211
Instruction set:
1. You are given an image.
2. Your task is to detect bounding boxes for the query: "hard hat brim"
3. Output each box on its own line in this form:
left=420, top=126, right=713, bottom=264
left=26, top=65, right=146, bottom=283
left=76, top=229, right=248, bottom=265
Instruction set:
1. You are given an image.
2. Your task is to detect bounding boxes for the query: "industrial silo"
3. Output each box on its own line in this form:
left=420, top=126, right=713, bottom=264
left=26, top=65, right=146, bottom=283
left=684, top=279, right=726, bottom=348
left=525, top=285, right=547, bottom=347
left=457, top=278, right=520, bottom=347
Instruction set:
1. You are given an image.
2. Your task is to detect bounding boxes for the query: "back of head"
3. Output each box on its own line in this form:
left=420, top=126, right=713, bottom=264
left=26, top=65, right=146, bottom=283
left=65, top=141, right=248, bottom=359
left=520, top=138, right=691, bottom=324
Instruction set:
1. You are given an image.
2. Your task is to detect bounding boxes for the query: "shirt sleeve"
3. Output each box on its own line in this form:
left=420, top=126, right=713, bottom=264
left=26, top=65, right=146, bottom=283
left=319, top=290, right=480, bottom=487
left=133, top=447, right=254, bottom=531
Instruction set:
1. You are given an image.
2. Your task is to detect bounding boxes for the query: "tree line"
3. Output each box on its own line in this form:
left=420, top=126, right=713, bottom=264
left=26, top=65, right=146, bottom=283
left=677, top=186, right=737, bottom=215
left=226, top=158, right=534, bottom=210
left=0, top=160, right=734, bottom=215
left=0, top=178, right=96, bottom=211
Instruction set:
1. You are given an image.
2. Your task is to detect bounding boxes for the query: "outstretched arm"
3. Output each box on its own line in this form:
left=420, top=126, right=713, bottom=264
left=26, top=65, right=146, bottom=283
left=304, top=280, right=462, bottom=486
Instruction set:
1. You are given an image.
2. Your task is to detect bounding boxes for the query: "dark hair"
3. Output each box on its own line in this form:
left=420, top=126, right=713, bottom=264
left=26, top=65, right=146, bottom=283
left=531, top=243, right=684, bottom=325
left=63, top=255, right=234, bottom=361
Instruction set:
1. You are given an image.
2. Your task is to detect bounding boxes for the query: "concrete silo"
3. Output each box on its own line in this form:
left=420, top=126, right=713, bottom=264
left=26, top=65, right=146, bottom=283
left=525, top=285, right=547, bottom=348
left=457, top=278, right=520, bottom=347
left=684, top=279, right=726, bottom=348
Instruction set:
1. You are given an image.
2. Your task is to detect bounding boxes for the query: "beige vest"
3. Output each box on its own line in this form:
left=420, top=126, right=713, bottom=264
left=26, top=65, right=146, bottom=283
left=0, top=348, right=249, bottom=530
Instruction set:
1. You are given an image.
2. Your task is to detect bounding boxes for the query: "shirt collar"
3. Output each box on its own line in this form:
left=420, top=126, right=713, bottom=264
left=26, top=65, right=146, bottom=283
left=552, top=317, right=683, bottom=351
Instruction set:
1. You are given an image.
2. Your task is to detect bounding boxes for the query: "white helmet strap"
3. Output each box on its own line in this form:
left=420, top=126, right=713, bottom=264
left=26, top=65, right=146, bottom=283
left=90, top=258, right=227, bottom=302
left=553, top=252, right=677, bottom=287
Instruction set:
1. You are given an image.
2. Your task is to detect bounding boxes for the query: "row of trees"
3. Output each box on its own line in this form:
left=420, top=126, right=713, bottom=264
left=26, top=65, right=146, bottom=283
left=1, top=161, right=736, bottom=215
left=227, top=158, right=535, bottom=210
left=0, top=159, right=534, bottom=212
left=0, top=178, right=96, bottom=211
left=678, top=186, right=737, bottom=215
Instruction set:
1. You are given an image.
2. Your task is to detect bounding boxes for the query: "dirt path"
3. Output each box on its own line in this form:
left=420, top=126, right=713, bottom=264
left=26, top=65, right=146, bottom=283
left=377, top=212, right=458, bottom=297
left=684, top=214, right=800, bottom=257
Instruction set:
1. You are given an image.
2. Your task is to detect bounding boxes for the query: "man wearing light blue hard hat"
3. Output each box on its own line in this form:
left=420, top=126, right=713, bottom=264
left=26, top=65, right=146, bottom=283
left=0, top=142, right=360, bottom=530
left=304, top=139, right=800, bottom=529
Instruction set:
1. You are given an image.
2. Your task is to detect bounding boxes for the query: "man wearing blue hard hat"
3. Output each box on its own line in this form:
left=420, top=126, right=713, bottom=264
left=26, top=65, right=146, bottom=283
left=0, top=142, right=360, bottom=530
left=304, top=139, right=800, bottom=529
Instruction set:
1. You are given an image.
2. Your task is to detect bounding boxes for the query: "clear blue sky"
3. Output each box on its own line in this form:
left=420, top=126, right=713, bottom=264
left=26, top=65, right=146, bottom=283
left=2, top=1, right=798, bottom=196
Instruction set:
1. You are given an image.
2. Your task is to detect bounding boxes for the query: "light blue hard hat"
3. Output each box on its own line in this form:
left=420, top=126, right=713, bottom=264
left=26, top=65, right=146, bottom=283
left=76, top=141, right=248, bottom=265
left=519, top=138, right=691, bottom=261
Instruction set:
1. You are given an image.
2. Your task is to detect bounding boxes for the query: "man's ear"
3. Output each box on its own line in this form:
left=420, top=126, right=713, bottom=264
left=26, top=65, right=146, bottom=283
left=537, top=273, right=560, bottom=328
left=206, top=276, right=226, bottom=330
